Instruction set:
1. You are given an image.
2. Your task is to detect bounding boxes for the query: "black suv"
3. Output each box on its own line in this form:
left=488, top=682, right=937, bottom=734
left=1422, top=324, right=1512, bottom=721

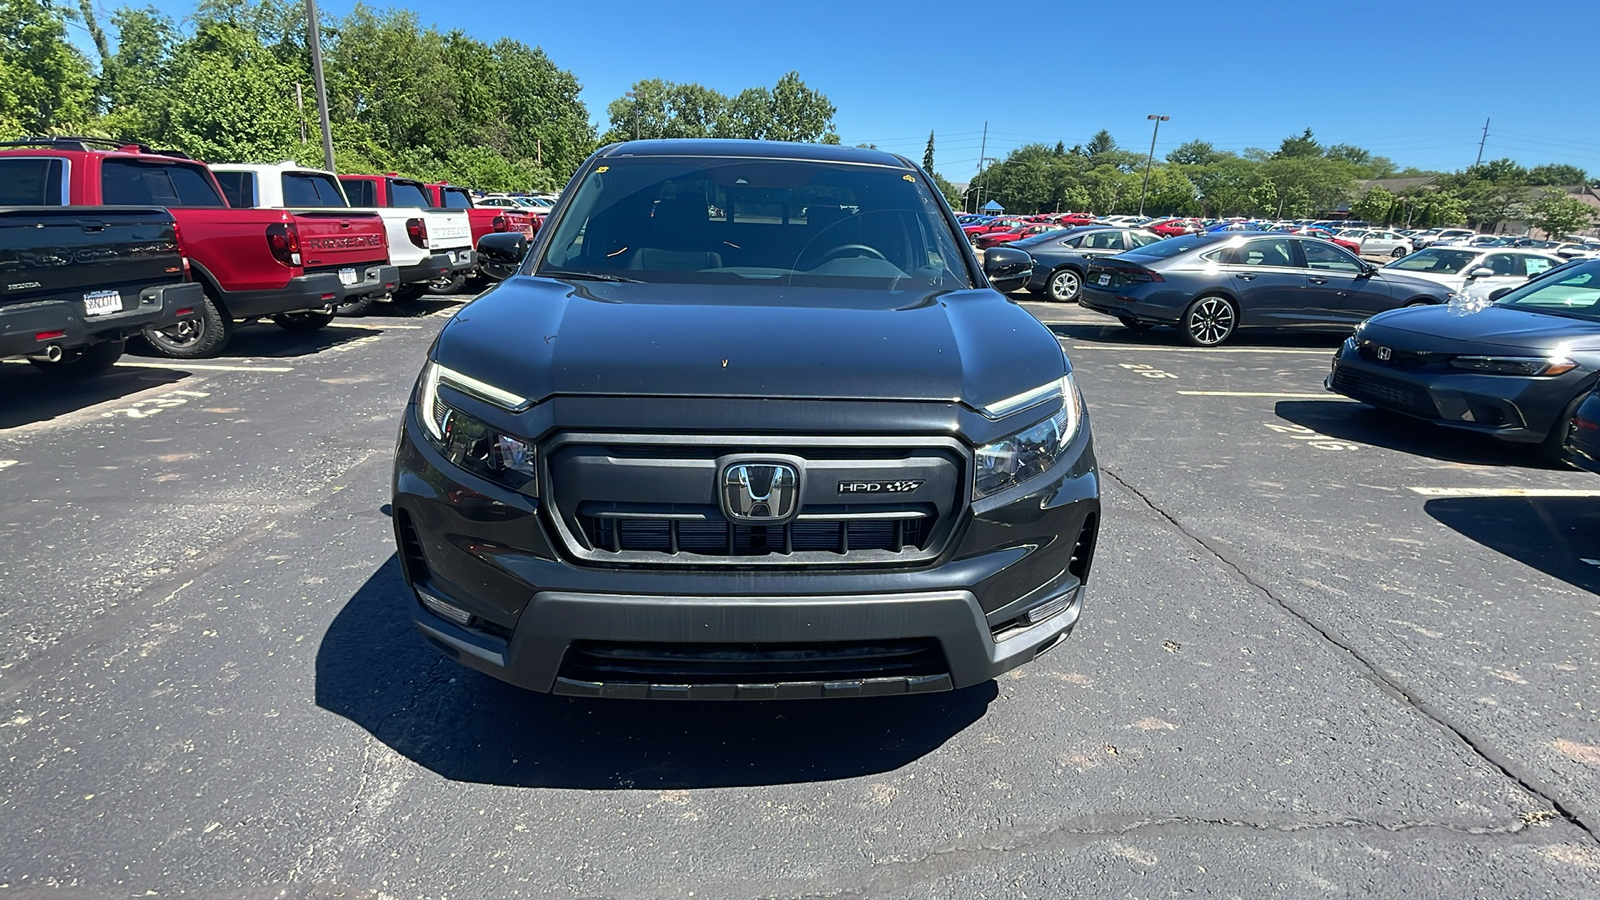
left=392, top=140, right=1101, bottom=699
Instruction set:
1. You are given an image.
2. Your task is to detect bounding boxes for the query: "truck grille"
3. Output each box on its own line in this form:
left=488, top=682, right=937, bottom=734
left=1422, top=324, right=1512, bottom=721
left=584, top=510, right=933, bottom=556
left=545, top=435, right=966, bottom=567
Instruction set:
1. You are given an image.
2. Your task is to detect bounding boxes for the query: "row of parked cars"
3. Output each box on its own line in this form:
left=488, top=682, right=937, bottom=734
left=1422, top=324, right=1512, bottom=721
left=0, top=137, right=546, bottom=375
left=984, top=220, right=1600, bottom=471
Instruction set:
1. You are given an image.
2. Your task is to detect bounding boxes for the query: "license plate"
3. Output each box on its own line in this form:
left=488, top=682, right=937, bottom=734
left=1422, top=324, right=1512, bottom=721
left=1097, top=274, right=1111, bottom=286
left=338, top=267, right=359, bottom=286
left=83, top=290, right=121, bottom=317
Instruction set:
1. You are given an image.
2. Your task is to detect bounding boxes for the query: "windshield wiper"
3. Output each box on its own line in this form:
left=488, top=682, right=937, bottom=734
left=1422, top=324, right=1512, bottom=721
left=538, top=269, right=643, bottom=284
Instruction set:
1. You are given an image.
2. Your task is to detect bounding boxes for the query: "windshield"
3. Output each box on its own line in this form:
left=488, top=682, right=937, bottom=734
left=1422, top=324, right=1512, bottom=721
left=1494, top=261, right=1600, bottom=321
left=1386, top=247, right=1479, bottom=273
left=537, top=157, right=972, bottom=291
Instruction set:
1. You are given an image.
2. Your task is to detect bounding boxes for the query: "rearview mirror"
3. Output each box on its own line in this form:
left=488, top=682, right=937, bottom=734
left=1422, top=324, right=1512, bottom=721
left=1468, top=267, right=1495, bottom=279
left=984, top=246, right=1033, bottom=293
left=477, top=233, right=530, bottom=281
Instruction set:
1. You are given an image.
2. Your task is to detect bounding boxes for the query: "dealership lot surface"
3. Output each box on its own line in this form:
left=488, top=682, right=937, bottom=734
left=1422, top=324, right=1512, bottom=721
left=1, top=295, right=1598, bottom=898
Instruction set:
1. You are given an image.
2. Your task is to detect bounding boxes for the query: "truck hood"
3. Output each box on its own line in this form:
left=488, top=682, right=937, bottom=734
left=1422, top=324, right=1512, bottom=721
left=1364, top=304, right=1600, bottom=355
left=430, top=277, right=1068, bottom=412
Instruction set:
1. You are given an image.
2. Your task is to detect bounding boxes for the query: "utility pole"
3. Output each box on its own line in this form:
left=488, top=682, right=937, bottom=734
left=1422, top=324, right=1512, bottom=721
left=295, top=83, right=307, bottom=143
left=305, top=0, right=335, bottom=171
left=972, top=121, right=987, bottom=213
left=1473, top=117, right=1490, bottom=169
left=1138, top=114, right=1169, bottom=217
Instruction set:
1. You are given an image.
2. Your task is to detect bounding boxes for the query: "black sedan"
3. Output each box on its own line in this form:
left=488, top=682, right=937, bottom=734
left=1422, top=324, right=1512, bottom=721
left=1021, top=226, right=1163, bottom=302
left=1079, top=233, right=1454, bottom=346
left=1328, top=259, right=1600, bottom=457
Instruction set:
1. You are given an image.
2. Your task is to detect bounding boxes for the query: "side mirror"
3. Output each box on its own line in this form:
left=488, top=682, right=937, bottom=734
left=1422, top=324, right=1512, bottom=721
left=984, top=246, right=1033, bottom=292
left=1468, top=267, right=1495, bottom=279
left=477, top=233, right=530, bottom=282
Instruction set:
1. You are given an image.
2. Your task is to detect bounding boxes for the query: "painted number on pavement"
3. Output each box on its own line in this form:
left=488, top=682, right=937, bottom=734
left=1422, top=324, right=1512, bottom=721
left=1118, top=363, right=1177, bottom=380
left=1264, top=422, right=1359, bottom=451
left=103, top=389, right=211, bottom=420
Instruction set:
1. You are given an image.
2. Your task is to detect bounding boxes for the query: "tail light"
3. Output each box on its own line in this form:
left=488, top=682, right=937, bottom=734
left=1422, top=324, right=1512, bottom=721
left=406, top=217, right=428, bottom=249
left=1122, top=267, right=1164, bottom=283
left=172, top=221, right=192, bottom=280
left=491, top=215, right=508, bottom=233
left=265, top=222, right=302, bottom=267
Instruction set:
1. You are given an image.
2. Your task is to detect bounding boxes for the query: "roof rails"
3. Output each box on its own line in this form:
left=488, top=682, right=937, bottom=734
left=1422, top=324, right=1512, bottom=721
left=0, top=136, right=192, bottom=159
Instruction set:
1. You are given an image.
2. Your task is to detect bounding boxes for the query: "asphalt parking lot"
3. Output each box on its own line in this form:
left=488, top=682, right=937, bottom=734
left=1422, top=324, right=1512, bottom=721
left=2, top=292, right=1598, bottom=898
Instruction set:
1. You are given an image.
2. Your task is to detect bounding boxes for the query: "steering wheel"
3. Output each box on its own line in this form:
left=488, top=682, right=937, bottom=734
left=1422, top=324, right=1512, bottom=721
left=815, top=243, right=888, bottom=265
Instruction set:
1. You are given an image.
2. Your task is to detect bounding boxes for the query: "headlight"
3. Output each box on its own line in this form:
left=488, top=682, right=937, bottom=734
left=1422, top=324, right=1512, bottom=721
left=416, top=360, right=538, bottom=496
left=974, top=374, right=1083, bottom=499
left=1448, top=356, right=1577, bottom=377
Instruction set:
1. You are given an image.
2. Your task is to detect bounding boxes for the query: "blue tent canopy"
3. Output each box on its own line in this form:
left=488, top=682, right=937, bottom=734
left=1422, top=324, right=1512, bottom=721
left=981, top=200, right=1005, bottom=212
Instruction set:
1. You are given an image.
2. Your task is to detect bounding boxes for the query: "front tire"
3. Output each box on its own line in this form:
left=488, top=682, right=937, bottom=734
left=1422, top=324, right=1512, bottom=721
left=139, top=289, right=232, bottom=359
left=273, top=309, right=336, bottom=332
left=1048, top=268, right=1082, bottom=303
left=1180, top=295, right=1238, bottom=347
left=28, top=340, right=124, bottom=377
left=1392, top=247, right=1408, bottom=258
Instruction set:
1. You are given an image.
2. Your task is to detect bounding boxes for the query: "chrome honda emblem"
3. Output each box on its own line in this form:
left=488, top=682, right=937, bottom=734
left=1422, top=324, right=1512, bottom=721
left=721, top=462, right=800, bottom=522
left=1376, top=346, right=1393, bottom=361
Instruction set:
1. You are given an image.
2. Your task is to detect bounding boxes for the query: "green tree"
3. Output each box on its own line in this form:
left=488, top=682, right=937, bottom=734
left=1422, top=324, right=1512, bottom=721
left=1277, top=127, right=1321, bottom=158
left=923, top=130, right=934, bottom=172
left=1280, top=185, right=1313, bottom=219
left=0, top=0, right=98, bottom=136
left=1085, top=129, right=1116, bottom=158
left=1527, top=189, right=1597, bottom=239
left=1248, top=182, right=1279, bottom=217
left=1527, top=163, right=1588, bottom=186
left=1350, top=186, right=1395, bottom=224
left=930, top=171, right=962, bottom=210
left=1166, top=139, right=1219, bottom=166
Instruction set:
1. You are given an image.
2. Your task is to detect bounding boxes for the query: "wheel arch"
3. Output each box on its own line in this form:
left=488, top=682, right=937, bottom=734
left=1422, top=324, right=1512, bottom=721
left=183, top=260, right=233, bottom=318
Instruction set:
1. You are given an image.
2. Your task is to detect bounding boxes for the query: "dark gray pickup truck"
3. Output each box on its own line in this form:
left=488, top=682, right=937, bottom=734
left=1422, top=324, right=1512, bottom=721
left=1, top=206, right=201, bottom=376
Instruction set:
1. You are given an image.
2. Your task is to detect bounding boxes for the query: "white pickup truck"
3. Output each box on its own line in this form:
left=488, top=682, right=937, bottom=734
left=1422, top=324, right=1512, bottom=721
left=211, top=163, right=475, bottom=314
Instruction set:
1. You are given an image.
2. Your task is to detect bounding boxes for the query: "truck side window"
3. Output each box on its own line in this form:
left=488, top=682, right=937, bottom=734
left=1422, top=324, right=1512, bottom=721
left=283, top=173, right=346, bottom=207
left=214, top=171, right=256, bottom=208
left=102, top=160, right=226, bottom=208
left=342, top=179, right=376, bottom=206
left=0, top=158, right=67, bottom=205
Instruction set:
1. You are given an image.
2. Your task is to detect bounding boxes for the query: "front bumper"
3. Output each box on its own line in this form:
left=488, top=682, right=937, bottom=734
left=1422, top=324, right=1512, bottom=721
left=1327, top=339, right=1589, bottom=442
left=0, top=282, right=202, bottom=358
left=391, top=406, right=1101, bottom=698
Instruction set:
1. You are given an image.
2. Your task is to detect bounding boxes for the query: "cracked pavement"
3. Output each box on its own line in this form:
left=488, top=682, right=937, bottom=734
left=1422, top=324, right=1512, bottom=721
left=0, top=297, right=1597, bottom=897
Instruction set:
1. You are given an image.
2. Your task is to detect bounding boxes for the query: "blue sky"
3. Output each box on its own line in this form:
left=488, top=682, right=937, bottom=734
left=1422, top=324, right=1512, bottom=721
left=83, top=0, right=1600, bottom=179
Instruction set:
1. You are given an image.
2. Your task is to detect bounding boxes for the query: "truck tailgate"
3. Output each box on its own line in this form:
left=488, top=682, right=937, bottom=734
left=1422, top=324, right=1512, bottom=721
left=0, top=206, right=184, bottom=306
left=422, top=210, right=472, bottom=251
left=292, top=211, right=390, bottom=269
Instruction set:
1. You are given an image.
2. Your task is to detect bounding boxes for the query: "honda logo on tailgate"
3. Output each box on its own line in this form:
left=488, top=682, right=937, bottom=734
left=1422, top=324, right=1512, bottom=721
left=720, top=462, right=800, bottom=522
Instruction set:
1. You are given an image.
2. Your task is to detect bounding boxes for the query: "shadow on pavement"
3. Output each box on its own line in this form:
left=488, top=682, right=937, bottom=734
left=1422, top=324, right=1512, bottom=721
left=316, top=556, right=995, bottom=789
left=1045, top=320, right=1347, bottom=350
left=1274, top=399, right=1550, bottom=469
left=0, top=363, right=186, bottom=429
left=122, top=322, right=389, bottom=360
left=1425, top=496, right=1600, bottom=595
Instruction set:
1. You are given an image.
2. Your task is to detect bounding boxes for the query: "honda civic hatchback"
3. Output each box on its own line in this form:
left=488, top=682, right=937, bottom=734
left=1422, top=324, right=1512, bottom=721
left=391, top=140, right=1101, bottom=700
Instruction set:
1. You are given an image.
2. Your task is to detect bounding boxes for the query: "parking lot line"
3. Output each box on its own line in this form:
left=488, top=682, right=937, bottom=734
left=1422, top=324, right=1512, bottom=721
left=1177, top=391, right=1336, bottom=398
left=324, top=322, right=425, bottom=330
left=113, top=361, right=295, bottom=373
left=1407, top=487, right=1600, bottom=498
left=1061, top=342, right=1334, bottom=355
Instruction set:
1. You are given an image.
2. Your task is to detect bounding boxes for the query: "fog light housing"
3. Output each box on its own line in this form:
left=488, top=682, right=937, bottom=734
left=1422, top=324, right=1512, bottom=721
left=1025, top=589, right=1077, bottom=625
left=418, top=589, right=473, bottom=626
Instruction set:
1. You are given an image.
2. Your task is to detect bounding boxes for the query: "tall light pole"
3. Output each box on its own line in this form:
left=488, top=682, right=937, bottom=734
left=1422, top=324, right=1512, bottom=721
left=1138, top=114, right=1169, bottom=217
left=305, top=0, right=335, bottom=171
left=625, top=91, right=640, bottom=140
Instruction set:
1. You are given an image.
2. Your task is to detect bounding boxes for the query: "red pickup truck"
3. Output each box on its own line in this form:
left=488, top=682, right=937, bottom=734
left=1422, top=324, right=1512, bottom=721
left=0, top=138, right=395, bottom=358
left=422, top=182, right=536, bottom=293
